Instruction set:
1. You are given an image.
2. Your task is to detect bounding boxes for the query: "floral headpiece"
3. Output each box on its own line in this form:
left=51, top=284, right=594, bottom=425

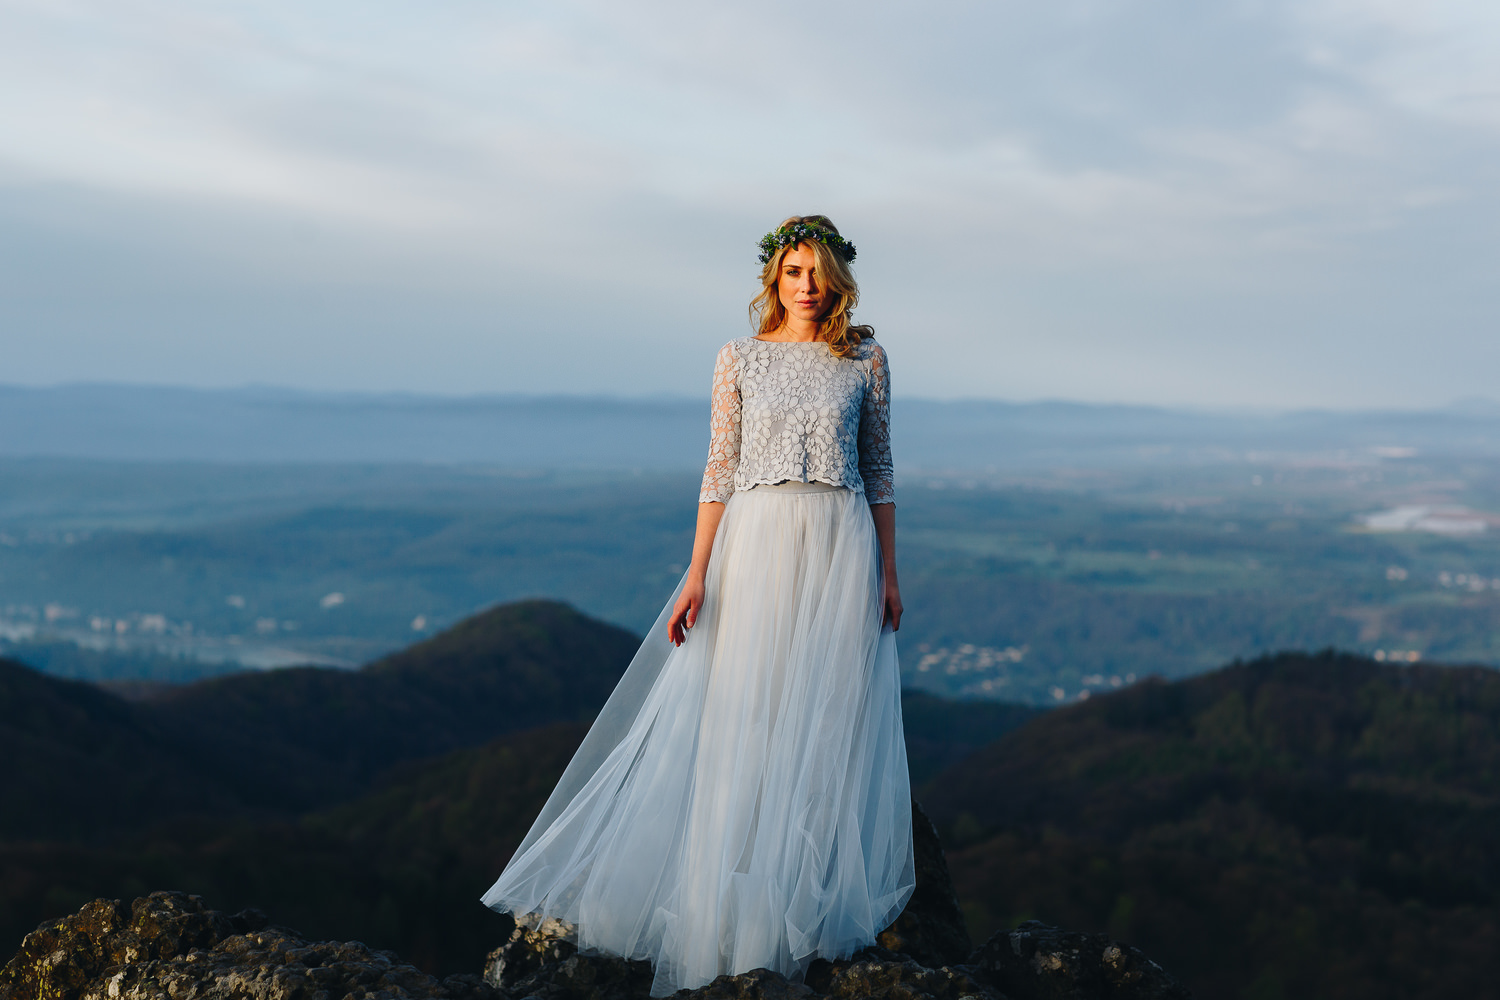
left=756, top=222, right=857, bottom=266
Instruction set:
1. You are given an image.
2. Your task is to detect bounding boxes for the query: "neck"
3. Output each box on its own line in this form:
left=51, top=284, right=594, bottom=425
left=775, top=317, right=821, bottom=342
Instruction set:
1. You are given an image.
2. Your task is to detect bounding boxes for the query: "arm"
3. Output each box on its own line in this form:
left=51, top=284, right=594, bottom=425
left=858, top=343, right=894, bottom=505
left=858, top=342, right=901, bottom=628
left=671, top=343, right=741, bottom=646
left=669, top=502, right=726, bottom=645
left=870, top=502, right=902, bottom=631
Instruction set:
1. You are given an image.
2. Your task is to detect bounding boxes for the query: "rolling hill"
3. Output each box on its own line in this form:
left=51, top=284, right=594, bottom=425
left=923, top=651, right=1500, bottom=1000
left=0, top=600, right=640, bottom=841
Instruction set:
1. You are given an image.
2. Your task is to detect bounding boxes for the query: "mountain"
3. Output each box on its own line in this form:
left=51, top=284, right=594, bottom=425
left=923, top=651, right=1500, bottom=1000
left=147, top=599, right=640, bottom=813
left=0, top=600, right=637, bottom=843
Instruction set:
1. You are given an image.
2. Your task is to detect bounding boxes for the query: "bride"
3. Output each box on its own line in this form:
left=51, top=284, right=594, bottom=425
left=482, top=215, right=914, bottom=996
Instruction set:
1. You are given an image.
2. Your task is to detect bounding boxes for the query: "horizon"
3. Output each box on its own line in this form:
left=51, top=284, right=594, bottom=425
left=4, top=379, right=1500, bottom=419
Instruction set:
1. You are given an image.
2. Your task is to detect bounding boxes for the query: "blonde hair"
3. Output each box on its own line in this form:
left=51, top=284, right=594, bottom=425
left=749, top=215, right=872, bottom=359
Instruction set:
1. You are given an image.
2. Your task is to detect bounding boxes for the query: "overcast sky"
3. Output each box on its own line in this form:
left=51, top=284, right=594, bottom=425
left=1, top=0, right=1497, bottom=408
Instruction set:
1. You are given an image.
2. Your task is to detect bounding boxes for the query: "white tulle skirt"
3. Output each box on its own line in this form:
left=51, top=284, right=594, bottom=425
left=481, top=481, right=914, bottom=996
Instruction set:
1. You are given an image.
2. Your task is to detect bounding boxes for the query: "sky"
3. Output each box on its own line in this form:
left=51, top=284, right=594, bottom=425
left=1, top=0, right=1497, bottom=408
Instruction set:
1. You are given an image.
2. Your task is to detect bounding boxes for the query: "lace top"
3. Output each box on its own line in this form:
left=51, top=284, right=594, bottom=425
left=699, top=336, right=894, bottom=505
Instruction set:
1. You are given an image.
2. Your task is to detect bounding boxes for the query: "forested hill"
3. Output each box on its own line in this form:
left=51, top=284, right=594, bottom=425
left=7, top=598, right=1500, bottom=996
left=0, top=600, right=641, bottom=839
left=924, top=651, right=1500, bottom=1000
left=146, top=600, right=641, bottom=812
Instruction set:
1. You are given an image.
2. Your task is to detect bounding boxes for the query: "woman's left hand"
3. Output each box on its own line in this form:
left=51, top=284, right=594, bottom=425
left=883, top=577, right=903, bottom=631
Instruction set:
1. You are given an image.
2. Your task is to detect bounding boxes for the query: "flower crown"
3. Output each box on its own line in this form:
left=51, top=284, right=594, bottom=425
left=756, top=222, right=857, bottom=266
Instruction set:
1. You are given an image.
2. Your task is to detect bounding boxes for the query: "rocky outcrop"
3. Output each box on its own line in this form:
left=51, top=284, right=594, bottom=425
left=971, top=922, right=1191, bottom=1000
left=0, top=892, right=497, bottom=1000
left=1, top=802, right=1190, bottom=1000
left=1, top=894, right=1189, bottom=1000
left=477, top=922, right=1189, bottom=1000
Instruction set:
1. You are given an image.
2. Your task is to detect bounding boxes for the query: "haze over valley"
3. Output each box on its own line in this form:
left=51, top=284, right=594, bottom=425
left=5, top=385, right=1500, bottom=704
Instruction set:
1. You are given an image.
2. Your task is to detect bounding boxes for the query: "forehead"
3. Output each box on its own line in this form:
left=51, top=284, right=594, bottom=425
left=780, top=244, right=819, bottom=267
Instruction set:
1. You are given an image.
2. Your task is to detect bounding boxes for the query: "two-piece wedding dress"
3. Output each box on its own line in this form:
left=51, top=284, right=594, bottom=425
left=482, top=336, right=914, bottom=996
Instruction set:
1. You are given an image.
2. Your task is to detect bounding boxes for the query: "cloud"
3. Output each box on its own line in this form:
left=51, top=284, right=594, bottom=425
left=0, top=0, right=1497, bottom=406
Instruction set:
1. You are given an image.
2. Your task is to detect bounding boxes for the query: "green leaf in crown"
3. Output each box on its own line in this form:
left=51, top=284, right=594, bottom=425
left=757, top=223, right=857, bottom=266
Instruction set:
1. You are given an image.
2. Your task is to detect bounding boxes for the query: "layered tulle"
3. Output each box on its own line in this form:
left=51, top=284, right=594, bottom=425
left=481, top=482, right=914, bottom=996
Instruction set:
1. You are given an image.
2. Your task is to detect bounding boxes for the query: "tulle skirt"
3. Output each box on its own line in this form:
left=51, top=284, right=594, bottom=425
left=481, top=481, right=914, bottom=996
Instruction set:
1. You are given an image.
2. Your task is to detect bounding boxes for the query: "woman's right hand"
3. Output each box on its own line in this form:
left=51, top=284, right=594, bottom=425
left=668, top=575, right=705, bottom=646
left=669, top=502, right=725, bottom=647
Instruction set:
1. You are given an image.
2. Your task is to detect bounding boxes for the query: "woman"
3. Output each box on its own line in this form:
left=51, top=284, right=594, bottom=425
left=481, top=215, right=913, bottom=997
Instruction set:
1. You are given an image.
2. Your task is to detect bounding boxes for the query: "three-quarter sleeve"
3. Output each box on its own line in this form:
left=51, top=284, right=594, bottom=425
left=858, top=343, right=894, bottom=504
left=698, top=343, right=742, bottom=503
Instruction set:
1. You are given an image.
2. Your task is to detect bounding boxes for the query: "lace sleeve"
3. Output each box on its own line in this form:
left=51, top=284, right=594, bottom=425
left=698, top=342, right=741, bottom=503
left=858, top=342, right=894, bottom=504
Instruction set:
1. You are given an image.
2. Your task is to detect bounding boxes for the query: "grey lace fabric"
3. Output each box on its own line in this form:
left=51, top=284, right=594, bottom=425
left=699, top=337, right=894, bottom=505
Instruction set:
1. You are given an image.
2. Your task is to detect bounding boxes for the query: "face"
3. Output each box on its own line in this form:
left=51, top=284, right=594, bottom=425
left=776, top=244, right=834, bottom=323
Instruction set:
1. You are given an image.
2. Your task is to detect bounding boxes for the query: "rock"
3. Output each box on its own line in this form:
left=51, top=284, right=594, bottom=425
left=0, top=891, right=240, bottom=1000
left=807, top=951, right=998, bottom=1000
left=0, top=890, right=500, bottom=1000
left=483, top=914, right=654, bottom=1000
left=505, top=951, right=655, bottom=1000
left=970, top=920, right=1192, bottom=1000
left=484, top=913, right=580, bottom=992
left=673, top=967, right=815, bottom=998
left=875, top=799, right=974, bottom=968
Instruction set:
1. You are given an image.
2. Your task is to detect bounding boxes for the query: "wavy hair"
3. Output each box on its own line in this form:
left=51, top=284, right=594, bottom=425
left=749, top=215, right=872, bottom=358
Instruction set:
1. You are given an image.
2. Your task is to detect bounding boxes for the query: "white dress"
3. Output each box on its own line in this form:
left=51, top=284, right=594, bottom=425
left=482, top=336, right=913, bottom=997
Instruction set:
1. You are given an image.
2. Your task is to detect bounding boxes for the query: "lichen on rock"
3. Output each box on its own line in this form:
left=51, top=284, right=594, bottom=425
left=0, top=891, right=497, bottom=1000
